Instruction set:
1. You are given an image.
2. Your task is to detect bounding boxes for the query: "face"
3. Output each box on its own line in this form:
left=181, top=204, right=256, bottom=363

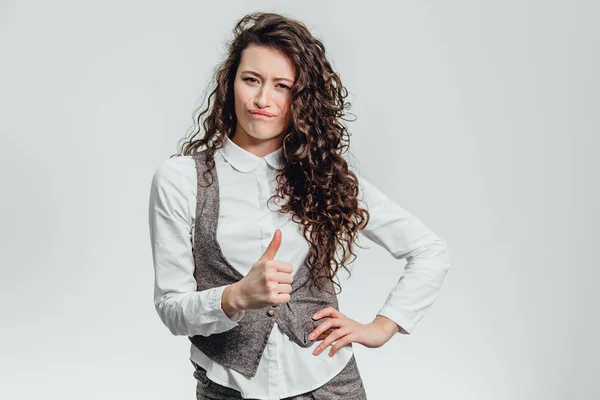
left=232, top=44, right=295, bottom=152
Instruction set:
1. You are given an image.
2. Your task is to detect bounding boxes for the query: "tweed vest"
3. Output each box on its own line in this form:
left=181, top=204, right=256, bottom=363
left=188, top=148, right=342, bottom=377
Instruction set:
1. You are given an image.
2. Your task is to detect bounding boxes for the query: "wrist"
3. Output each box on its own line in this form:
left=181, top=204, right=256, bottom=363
left=221, top=283, right=244, bottom=318
left=371, top=315, right=401, bottom=336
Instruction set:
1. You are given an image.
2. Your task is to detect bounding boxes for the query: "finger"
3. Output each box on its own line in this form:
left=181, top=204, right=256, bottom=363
left=274, top=271, right=294, bottom=283
left=313, top=306, right=339, bottom=320
left=309, top=318, right=337, bottom=341
left=272, top=292, right=290, bottom=304
left=274, top=261, right=294, bottom=274
left=329, top=333, right=355, bottom=357
left=316, top=328, right=337, bottom=341
left=313, top=327, right=349, bottom=356
left=309, top=327, right=337, bottom=341
left=259, top=229, right=281, bottom=262
left=275, top=283, right=292, bottom=294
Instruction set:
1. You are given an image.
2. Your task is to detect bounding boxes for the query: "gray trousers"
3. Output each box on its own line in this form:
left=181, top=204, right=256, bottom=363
left=192, top=354, right=368, bottom=400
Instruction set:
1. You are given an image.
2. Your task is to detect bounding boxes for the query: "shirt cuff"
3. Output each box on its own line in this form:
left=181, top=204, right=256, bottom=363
left=377, top=305, right=415, bottom=334
left=212, top=285, right=246, bottom=323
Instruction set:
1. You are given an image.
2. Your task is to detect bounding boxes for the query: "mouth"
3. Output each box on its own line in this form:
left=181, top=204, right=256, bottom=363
left=249, top=111, right=274, bottom=118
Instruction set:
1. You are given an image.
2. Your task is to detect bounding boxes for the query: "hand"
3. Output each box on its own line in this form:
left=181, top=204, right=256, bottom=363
left=308, top=307, right=397, bottom=357
left=233, top=229, right=294, bottom=310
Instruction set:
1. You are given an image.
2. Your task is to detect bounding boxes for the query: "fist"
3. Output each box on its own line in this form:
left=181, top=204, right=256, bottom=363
left=235, top=229, right=294, bottom=310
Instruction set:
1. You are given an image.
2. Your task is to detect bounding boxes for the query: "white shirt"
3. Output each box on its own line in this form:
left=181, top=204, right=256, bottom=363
left=148, top=135, right=451, bottom=399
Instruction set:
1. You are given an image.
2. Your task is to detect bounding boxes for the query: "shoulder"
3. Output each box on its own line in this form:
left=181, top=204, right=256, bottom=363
left=150, top=155, right=197, bottom=192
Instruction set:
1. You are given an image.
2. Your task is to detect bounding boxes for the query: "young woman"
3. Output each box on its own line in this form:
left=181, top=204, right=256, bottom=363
left=149, top=11, right=451, bottom=400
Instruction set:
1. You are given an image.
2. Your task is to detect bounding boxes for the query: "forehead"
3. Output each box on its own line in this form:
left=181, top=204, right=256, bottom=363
left=238, top=45, right=295, bottom=77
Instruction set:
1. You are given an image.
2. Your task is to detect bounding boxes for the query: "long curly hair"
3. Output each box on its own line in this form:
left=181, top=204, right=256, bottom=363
left=172, top=11, right=370, bottom=295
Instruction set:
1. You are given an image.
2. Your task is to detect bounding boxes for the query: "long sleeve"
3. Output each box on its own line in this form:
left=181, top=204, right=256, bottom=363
left=356, top=171, right=452, bottom=334
left=148, top=158, right=246, bottom=337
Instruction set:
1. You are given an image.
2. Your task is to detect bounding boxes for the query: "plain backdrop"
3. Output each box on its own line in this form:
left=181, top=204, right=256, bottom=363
left=0, top=1, right=598, bottom=399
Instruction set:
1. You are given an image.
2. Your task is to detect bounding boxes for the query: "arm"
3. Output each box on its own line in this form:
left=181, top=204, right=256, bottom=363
left=355, top=170, right=452, bottom=335
left=148, top=158, right=246, bottom=337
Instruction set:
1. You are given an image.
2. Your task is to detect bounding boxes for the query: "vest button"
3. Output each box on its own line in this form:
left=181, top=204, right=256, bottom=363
left=267, top=309, right=275, bottom=317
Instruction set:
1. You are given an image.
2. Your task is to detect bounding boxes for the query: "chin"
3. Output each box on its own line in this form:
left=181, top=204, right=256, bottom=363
left=251, top=133, right=280, bottom=141
left=246, top=128, right=283, bottom=140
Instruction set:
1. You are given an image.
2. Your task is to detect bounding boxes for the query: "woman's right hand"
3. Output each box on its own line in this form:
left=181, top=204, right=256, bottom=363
left=232, top=229, right=294, bottom=310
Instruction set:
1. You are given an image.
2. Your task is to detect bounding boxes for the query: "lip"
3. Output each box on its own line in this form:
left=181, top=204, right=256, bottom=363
left=249, top=110, right=274, bottom=118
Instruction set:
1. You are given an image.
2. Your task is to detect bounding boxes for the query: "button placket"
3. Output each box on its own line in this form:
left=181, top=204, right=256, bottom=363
left=260, top=160, right=279, bottom=321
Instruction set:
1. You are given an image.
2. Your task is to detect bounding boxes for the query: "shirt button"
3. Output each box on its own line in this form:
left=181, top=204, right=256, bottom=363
left=267, top=309, right=275, bottom=317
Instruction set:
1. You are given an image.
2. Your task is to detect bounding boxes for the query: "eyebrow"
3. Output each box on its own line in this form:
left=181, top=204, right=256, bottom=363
left=240, top=70, right=294, bottom=84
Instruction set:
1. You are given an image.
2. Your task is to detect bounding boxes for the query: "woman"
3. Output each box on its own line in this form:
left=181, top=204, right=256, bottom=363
left=148, top=11, right=451, bottom=400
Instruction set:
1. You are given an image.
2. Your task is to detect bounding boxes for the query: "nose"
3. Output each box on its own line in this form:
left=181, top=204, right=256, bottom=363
left=254, top=86, right=271, bottom=108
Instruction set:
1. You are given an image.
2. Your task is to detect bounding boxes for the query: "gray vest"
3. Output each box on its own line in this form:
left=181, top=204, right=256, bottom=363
left=188, top=149, right=343, bottom=377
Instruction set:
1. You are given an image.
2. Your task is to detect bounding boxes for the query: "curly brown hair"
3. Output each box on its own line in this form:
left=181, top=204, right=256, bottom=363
left=171, top=11, right=370, bottom=295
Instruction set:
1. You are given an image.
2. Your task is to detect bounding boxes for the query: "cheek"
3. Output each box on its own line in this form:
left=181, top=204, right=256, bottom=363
left=280, top=102, right=292, bottom=123
left=277, top=96, right=290, bottom=114
left=233, top=87, right=248, bottom=116
left=233, top=81, right=250, bottom=103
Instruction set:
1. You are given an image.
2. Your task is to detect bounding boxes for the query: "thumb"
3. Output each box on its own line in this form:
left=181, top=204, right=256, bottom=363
left=259, top=229, right=282, bottom=262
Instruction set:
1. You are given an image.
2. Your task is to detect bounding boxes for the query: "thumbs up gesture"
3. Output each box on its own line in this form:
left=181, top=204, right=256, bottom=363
left=234, top=229, right=294, bottom=310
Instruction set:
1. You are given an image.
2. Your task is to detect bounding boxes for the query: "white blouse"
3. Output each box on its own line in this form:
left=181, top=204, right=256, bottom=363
left=148, top=135, right=451, bottom=399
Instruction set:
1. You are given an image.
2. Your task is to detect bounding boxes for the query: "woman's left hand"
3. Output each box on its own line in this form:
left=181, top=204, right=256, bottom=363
left=308, top=306, right=398, bottom=357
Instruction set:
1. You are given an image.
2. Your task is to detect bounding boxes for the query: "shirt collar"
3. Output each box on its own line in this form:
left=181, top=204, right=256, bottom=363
left=218, top=134, right=284, bottom=173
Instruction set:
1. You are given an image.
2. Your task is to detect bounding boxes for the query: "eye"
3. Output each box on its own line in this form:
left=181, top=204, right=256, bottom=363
left=242, top=77, right=290, bottom=90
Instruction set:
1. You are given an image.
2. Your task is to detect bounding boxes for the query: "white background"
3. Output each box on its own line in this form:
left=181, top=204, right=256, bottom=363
left=0, top=1, right=597, bottom=399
